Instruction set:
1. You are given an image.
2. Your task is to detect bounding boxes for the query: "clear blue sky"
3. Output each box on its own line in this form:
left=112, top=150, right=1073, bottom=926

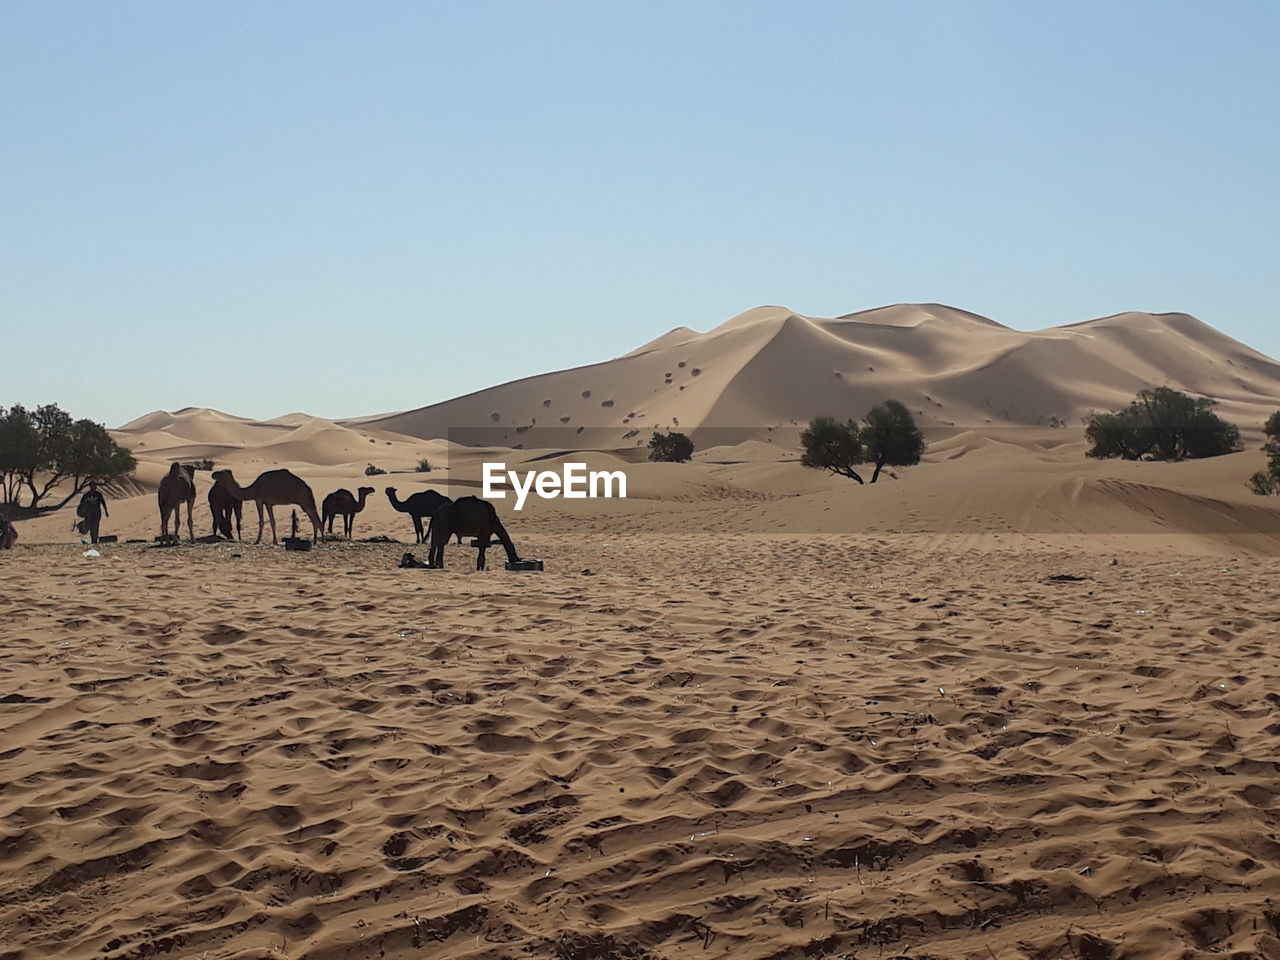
left=3, top=1, right=1277, bottom=427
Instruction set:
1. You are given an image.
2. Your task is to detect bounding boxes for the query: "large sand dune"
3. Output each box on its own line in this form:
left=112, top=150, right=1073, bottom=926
left=360, top=304, right=1280, bottom=448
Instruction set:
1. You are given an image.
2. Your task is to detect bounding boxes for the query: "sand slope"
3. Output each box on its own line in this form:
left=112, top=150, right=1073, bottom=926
left=360, top=304, right=1280, bottom=447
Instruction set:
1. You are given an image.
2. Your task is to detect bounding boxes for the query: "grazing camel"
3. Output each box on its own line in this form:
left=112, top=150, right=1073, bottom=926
left=158, top=462, right=196, bottom=543
left=428, top=496, right=520, bottom=571
left=322, top=485, right=374, bottom=539
left=211, top=469, right=322, bottom=545
left=385, top=487, right=452, bottom=544
left=208, top=482, right=242, bottom=541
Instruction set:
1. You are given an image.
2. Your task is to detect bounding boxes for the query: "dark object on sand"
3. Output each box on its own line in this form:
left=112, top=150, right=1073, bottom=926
left=429, top=497, right=519, bottom=571
left=385, top=487, right=452, bottom=544
left=158, top=462, right=197, bottom=543
left=208, top=482, right=242, bottom=541
left=282, top=510, right=313, bottom=551
left=77, top=483, right=109, bottom=543
left=398, top=552, right=432, bottom=569
left=1046, top=573, right=1089, bottom=583
left=97, top=534, right=118, bottom=544
left=213, top=468, right=321, bottom=545
left=468, top=539, right=543, bottom=571
left=322, top=486, right=375, bottom=540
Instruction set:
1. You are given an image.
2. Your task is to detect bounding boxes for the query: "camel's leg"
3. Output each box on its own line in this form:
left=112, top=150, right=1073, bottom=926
left=160, top=505, right=168, bottom=540
left=233, top=502, right=242, bottom=541
left=492, top=519, right=520, bottom=565
left=255, top=502, right=265, bottom=544
left=308, top=507, right=322, bottom=543
left=345, top=514, right=353, bottom=539
left=186, top=498, right=195, bottom=543
left=413, top=516, right=424, bottom=543
left=476, top=545, right=486, bottom=572
left=267, top=505, right=278, bottom=545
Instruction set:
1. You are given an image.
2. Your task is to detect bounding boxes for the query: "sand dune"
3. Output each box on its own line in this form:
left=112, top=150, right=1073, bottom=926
left=361, top=303, right=1280, bottom=448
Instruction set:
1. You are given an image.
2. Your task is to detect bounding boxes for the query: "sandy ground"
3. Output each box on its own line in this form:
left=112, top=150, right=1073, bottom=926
left=3, top=534, right=1280, bottom=960
left=4, top=303, right=1280, bottom=958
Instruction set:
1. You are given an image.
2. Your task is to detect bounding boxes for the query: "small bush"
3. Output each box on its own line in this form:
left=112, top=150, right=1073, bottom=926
left=648, top=430, right=694, bottom=463
left=364, top=463, right=387, bottom=476
left=186, top=458, right=215, bottom=472
left=1250, top=410, right=1280, bottom=496
left=415, top=458, right=432, bottom=473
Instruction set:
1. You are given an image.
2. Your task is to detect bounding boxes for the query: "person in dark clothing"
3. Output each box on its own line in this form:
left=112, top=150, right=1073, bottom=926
left=76, top=481, right=109, bottom=544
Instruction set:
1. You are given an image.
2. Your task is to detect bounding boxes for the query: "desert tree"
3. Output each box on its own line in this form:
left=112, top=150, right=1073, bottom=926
left=648, top=430, right=695, bottom=463
left=0, top=403, right=136, bottom=510
left=1086, top=387, right=1240, bottom=461
left=861, top=399, right=925, bottom=483
left=800, top=416, right=865, bottom=483
left=1248, top=410, right=1280, bottom=495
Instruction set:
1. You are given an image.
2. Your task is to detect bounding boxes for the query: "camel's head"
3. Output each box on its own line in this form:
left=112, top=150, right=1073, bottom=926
left=211, top=469, right=232, bottom=487
left=385, top=486, right=397, bottom=498
left=358, top=486, right=375, bottom=498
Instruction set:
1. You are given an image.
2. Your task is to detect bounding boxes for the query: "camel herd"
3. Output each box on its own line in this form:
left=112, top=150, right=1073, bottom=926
left=154, top=463, right=519, bottom=570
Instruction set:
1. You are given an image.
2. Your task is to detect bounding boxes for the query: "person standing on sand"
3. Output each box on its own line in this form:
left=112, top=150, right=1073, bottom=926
left=76, top=481, right=108, bottom=543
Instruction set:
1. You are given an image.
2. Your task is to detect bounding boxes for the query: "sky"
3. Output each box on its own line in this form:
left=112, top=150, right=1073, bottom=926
left=2, top=1, right=1277, bottom=428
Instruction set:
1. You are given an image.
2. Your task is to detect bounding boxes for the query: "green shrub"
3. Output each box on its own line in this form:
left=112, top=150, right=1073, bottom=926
left=1086, top=387, right=1241, bottom=461
left=647, top=430, right=694, bottom=463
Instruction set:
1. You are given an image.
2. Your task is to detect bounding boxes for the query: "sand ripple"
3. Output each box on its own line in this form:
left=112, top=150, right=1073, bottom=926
left=2, top=536, right=1279, bottom=959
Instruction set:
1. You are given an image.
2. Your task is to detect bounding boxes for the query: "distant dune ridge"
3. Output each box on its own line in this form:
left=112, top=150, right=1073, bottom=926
left=350, top=303, right=1280, bottom=448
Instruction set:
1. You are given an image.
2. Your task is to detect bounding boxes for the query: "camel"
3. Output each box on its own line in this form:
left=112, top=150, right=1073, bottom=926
left=427, top=496, right=520, bottom=571
left=158, top=462, right=196, bottom=543
left=211, top=469, right=322, bottom=545
left=322, top=485, right=374, bottom=539
left=208, top=482, right=242, bottom=541
left=386, top=487, right=453, bottom=544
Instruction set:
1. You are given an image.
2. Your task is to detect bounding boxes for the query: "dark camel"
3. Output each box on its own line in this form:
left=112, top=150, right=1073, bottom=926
left=208, top=483, right=242, bottom=541
left=386, top=487, right=452, bottom=544
left=428, top=496, right=519, bottom=571
left=212, top=469, right=322, bottom=544
left=322, top=485, right=374, bottom=539
left=158, top=462, right=196, bottom=542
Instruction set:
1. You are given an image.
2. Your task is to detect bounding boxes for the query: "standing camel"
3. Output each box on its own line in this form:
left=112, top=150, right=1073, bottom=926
left=428, top=496, right=520, bottom=571
left=322, top=485, right=374, bottom=539
left=385, top=487, right=452, bottom=544
left=211, top=469, right=322, bottom=545
left=208, top=483, right=242, bottom=541
left=158, top=462, right=196, bottom=543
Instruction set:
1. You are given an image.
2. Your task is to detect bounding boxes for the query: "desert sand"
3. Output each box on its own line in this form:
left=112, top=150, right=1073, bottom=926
left=4, top=304, right=1280, bottom=958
